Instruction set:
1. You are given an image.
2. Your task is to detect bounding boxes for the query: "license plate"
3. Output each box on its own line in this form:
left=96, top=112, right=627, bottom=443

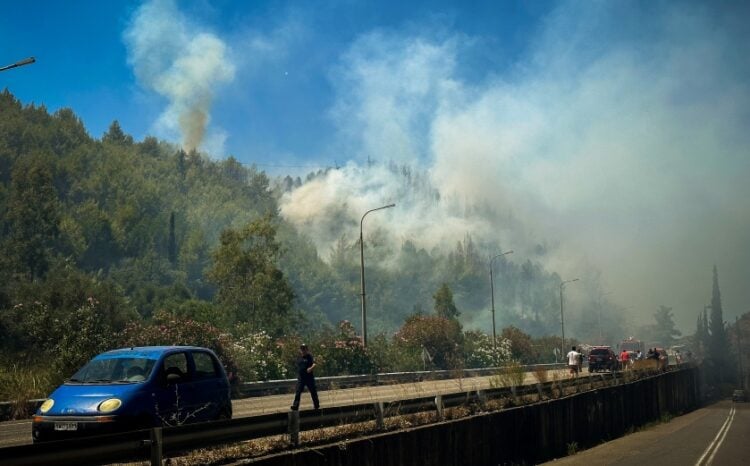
left=54, top=422, right=78, bottom=431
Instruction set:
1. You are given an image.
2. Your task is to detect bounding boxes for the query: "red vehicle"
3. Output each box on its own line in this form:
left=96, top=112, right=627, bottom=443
left=588, top=346, right=619, bottom=372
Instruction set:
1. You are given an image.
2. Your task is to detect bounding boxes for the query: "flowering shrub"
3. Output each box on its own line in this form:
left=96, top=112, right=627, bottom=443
left=118, top=310, right=237, bottom=376
left=395, top=315, right=463, bottom=369
left=312, top=321, right=376, bottom=376
left=232, top=329, right=288, bottom=381
left=462, top=330, right=513, bottom=368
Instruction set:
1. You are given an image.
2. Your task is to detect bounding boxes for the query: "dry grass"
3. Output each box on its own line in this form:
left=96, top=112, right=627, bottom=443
left=489, top=361, right=526, bottom=389
left=0, top=365, right=51, bottom=419
left=533, top=367, right=550, bottom=384
left=152, top=403, right=493, bottom=466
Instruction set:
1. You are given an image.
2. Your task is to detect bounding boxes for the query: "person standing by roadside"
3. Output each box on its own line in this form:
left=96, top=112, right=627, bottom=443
left=291, top=344, right=320, bottom=411
left=620, top=349, right=630, bottom=370
left=567, top=346, right=581, bottom=377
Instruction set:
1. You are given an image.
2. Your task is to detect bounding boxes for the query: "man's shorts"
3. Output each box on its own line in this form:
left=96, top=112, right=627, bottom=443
left=569, top=364, right=579, bottom=373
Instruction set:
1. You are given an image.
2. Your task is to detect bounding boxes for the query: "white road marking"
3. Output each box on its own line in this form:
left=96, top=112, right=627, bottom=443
left=695, top=405, right=735, bottom=466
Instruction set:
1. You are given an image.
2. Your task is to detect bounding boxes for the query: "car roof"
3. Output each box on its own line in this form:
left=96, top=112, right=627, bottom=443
left=95, top=346, right=212, bottom=360
left=591, top=346, right=612, bottom=349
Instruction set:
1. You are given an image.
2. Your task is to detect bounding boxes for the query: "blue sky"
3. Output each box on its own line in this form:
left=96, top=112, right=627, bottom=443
left=2, top=0, right=750, bottom=332
left=1, top=0, right=554, bottom=167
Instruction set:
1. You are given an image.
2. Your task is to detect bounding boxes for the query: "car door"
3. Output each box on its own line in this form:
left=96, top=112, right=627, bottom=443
left=153, top=351, right=200, bottom=426
left=188, top=350, right=227, bottom=422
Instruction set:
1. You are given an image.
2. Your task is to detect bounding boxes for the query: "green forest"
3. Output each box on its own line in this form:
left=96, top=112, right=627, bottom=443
left=0, top=90, right=683, bottom=403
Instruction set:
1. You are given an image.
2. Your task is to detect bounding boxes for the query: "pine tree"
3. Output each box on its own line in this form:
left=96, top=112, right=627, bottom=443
left=653, top=305, right=681, bottom=346
left=102, top=120, right=133, bottom=145
left=433, top=283, right=460, bottom=320
left=207, top=215, right=295, bottom=335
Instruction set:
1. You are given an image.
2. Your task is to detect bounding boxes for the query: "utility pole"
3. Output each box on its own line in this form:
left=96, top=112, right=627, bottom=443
left=489, top=250, right=513, bottom=349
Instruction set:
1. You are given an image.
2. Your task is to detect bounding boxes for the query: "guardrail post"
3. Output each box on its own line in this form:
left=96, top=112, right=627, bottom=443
left=150, top=427, right=162, bottom=466
left=288, top=410, right=300, bottom=447
left=435, top=395, right=444, bottom=420
left=476, top=389, right=487, bottom=410
left=374, top=401, right=384, bottom=430
left=535, top=382, right=543, bottom=399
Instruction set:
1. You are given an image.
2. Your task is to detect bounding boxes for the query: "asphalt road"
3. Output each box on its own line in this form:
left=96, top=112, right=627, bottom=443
left=545, top=399, right=750, bottom=466
left=0, top=369, right=567, bottom=448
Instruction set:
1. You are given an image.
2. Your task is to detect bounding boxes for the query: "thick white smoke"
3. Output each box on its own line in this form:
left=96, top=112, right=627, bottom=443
left=124, top=0, right=235, bottom=152
left=280, top=2, right=750, bottom=331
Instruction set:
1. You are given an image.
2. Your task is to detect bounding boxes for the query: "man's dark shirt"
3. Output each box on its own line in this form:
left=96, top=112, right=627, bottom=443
left=296, top=353, right=314, bottom=379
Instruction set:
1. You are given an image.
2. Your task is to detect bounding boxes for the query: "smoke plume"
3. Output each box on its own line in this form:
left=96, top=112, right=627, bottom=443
left=280, top=1, right=750, bottom=331
left=124, top=0, right=234, bottom=152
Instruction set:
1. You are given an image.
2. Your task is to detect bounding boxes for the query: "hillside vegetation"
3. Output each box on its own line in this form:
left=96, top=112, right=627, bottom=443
left=0, top=90, right=591, bottom=396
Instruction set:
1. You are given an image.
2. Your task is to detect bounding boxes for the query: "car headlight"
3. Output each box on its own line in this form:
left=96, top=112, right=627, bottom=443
left=39, top=399, right=54, bottom=414
left=97, top=398, right=122, bottom=413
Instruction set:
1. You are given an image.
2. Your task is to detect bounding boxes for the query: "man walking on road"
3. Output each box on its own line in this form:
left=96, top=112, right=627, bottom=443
left=291, top=344, right=320, bottom=411
left=567, top=346, right=581, bottom=377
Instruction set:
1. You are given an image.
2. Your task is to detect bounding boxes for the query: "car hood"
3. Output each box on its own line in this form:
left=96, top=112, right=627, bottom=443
left=43, top=383, right=142, bottom=416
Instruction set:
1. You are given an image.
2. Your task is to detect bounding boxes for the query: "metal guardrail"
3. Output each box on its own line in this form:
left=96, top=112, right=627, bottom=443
left=0, top=363, right=567, bottom=420
left=235, top=363, right=567, bottom=396
left=1, top=366, right=682, bottom=466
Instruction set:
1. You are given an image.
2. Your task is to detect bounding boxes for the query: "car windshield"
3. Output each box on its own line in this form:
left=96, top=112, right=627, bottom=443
left=68, top=357, right=156, bottom=383
left=590, top=349, right=610, bottom=355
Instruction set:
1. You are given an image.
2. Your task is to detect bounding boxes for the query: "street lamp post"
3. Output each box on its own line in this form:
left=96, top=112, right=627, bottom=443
left=597, top=291, right=613, bottom=344
left=489, top=250, right=513, bottom=348
left=560, top=278, right=580, bottom=357
left=0, top=57, right=35, bottom=72
left=359, top=203, right=395, bottom=347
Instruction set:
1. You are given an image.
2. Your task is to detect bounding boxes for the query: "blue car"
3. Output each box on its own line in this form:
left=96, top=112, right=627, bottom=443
left=32, top=346, right=232, bottom=442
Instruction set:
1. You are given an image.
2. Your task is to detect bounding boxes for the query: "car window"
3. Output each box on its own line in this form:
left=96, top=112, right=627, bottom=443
left=591, top=349, right=610, bottom=355
left=70, top=358, right=119, bottom=382
left=69, top=357, right=155, bottom=383
left=192, top=351, right=219, bottom=379
left=163, top=352, right=189, bottom=381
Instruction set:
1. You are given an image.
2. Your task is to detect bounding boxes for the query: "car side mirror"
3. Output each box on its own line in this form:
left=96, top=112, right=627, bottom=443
left=166, top=372, right=182, bottom=384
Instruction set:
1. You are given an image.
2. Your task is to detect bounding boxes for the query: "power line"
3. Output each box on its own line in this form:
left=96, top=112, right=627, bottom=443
left=241, top=162, right=336, bottom=170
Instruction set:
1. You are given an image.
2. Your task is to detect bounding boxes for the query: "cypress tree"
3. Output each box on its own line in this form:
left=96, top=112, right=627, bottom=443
left=168, top=212, right=177, bottom=265
left=709, top=266, right=732, bottom=383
